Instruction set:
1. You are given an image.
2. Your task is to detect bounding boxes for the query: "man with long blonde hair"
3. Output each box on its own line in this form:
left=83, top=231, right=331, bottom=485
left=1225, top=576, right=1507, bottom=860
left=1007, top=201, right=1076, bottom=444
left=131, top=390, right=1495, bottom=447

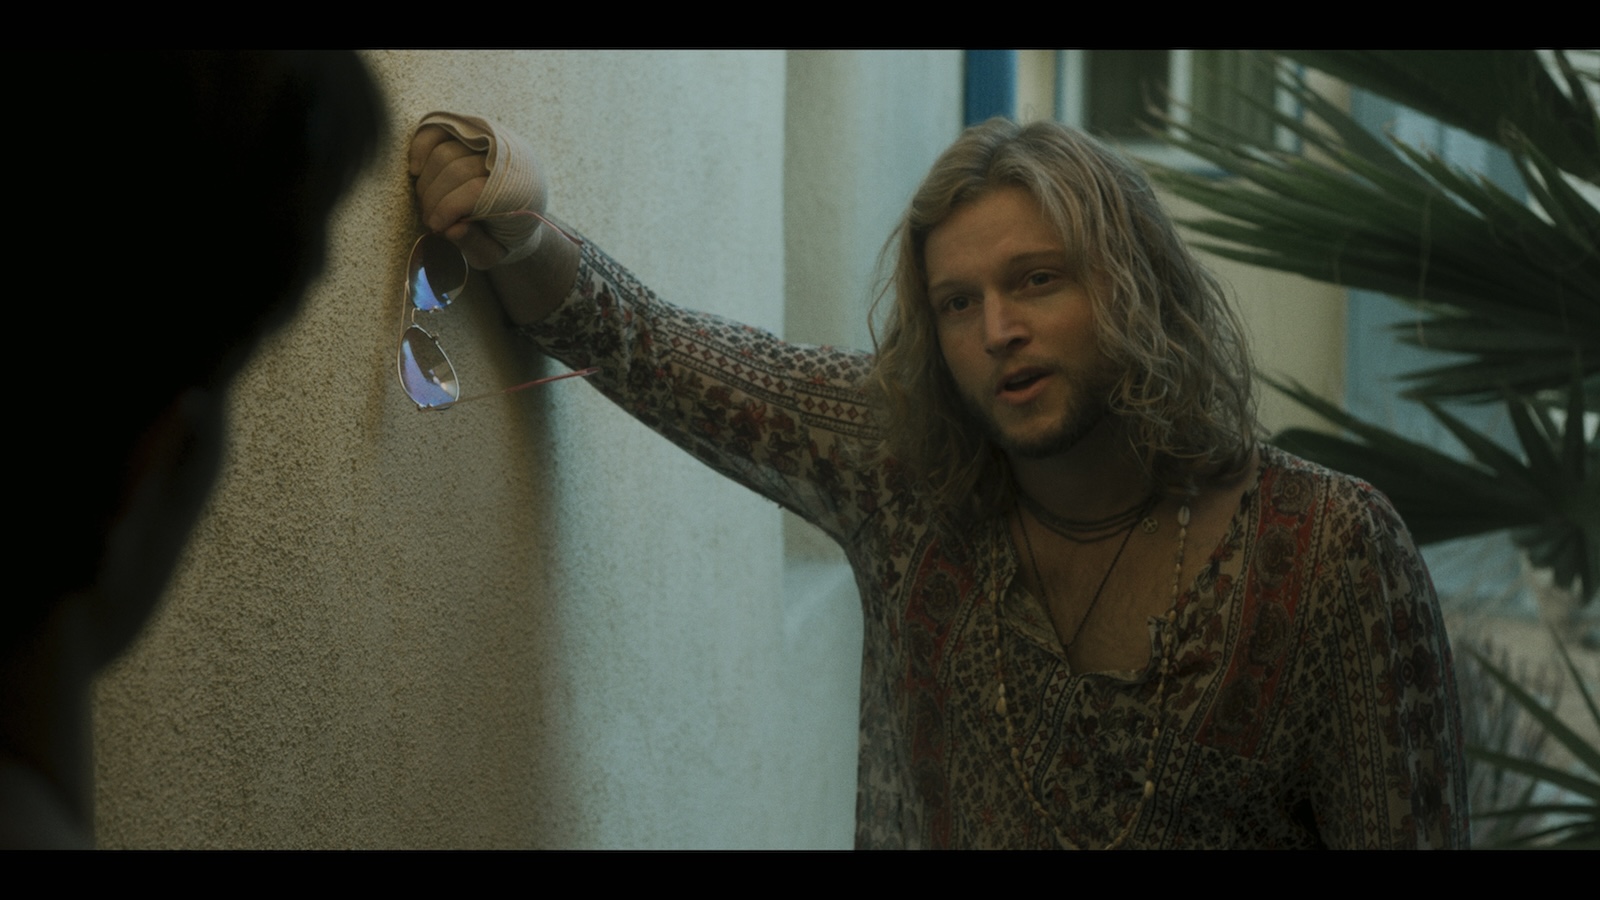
left=411, top=114, right=1466, bottom=848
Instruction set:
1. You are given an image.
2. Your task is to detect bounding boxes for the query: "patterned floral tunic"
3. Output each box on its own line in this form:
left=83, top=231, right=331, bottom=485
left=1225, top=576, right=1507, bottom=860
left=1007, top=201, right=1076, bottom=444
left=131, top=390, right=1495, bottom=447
left=521, top=243, right=1469, bottom=849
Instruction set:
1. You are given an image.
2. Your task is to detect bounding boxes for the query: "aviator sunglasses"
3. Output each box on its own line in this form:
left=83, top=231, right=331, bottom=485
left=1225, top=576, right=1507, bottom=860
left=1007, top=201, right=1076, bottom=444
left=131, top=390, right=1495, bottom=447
left=398, top=210, right=598, bottom=410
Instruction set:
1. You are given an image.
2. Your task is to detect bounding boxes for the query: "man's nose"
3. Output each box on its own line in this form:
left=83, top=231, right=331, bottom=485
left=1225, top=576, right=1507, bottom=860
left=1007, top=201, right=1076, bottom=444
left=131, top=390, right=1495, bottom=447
left=983, top=295, right=1028, bottom=355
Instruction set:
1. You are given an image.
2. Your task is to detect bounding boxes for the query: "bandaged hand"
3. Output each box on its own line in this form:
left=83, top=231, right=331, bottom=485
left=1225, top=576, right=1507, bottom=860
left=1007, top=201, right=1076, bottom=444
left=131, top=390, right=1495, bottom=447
left=409, top=112, right=549, bottom=269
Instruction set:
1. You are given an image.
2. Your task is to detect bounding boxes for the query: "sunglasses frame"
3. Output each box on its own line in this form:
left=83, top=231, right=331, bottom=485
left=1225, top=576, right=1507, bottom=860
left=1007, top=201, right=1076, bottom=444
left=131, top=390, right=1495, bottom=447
left=398, top=210, right=596, bottom=411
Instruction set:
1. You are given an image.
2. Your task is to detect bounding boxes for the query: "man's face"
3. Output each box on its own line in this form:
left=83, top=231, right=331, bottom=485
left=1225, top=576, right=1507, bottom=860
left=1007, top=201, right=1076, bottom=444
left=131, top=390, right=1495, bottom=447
left=925, top=186, right=1117, bottom=460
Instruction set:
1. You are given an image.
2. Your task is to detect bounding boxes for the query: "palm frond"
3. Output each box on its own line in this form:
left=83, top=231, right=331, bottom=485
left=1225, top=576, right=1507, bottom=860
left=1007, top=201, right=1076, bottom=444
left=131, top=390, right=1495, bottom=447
left=1281, top=51, right=1600, bottom=185
left=1265, top=375, right=1595, bottom=602
left=1151, top=54, right=1600, bottom=404
left=1466, top=644, right=1600, bottom=848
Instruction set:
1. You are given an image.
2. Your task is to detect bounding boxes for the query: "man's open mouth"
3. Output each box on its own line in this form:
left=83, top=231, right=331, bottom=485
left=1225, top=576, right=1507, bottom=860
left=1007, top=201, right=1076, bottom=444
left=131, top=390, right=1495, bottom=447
left=1000, top=370, right=1047, bottom=394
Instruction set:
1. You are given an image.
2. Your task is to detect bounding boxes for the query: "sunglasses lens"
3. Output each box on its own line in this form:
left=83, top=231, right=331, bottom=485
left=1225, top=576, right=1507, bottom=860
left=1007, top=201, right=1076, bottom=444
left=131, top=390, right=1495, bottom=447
left=399, top=325, right=459, bottom=409
left=408, top=234, right=469, bottom=312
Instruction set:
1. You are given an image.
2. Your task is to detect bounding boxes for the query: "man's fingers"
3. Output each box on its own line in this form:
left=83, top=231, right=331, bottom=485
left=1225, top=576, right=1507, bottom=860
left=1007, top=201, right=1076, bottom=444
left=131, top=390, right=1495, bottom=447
left=415, top=138, right=485, bottom=193
left=423, top=172, right=490, bottom=235
left=407, top=124, right=455, bottom=177
left=415, top=144, right=492, bottom=233
left=410, top=117, right=542, bottom=270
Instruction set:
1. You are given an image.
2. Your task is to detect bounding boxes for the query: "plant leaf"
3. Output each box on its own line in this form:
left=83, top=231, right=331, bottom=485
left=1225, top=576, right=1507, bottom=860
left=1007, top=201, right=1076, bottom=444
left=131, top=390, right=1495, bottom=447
left=1471, top=802, right=1597, bottom=819
left=1281, top=51, right=1600, bottom=184
left=1466, top=747, right=1600, bottom=804
left=1468, top=649, right=1600, bottom=780
left=1552, top=632, right=1600, bottom=735
left=1421, top=400, right=1541, bottom=494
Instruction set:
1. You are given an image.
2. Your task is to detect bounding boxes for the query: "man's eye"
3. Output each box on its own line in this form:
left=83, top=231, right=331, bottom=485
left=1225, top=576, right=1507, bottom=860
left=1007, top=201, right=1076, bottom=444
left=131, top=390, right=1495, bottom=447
left=945, top=296, right=972, bottom=313
left=1026, top=271, right=1058, bottom=288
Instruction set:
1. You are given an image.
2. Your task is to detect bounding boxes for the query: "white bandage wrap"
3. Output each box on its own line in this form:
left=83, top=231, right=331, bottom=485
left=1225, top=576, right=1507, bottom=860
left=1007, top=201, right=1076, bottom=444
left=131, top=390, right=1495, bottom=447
left=416, top=111, right=546, bottom=263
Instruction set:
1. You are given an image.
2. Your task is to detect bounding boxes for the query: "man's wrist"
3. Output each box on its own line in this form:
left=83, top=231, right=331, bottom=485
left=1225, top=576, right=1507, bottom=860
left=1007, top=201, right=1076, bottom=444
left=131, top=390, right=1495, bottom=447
left=487, top=229, right=581, bottom=327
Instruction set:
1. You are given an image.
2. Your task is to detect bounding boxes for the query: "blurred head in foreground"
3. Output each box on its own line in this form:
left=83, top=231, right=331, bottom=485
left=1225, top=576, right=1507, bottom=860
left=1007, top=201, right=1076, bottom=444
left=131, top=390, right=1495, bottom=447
left=2, top=51, right=383, bottom=848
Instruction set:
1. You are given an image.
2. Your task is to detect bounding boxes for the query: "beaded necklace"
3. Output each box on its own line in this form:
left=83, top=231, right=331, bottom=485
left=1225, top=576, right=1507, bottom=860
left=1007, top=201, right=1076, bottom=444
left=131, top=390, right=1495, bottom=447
left=993, top=501, right=1190, bottom=849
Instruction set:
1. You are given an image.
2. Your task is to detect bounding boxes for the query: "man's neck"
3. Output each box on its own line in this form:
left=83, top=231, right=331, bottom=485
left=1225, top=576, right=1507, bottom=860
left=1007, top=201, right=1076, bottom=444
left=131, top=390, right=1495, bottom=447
left=1007, top=418, right=1154, bottom=520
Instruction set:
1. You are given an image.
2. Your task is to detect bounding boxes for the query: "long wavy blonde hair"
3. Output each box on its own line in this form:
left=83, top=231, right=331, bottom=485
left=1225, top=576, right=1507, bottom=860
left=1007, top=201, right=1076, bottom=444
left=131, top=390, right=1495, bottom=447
left=868, top=119, right=1257, bottom=524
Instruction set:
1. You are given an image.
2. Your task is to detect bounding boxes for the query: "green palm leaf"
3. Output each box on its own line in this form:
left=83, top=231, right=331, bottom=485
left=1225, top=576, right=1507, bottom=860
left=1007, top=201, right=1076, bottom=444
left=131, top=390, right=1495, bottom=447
left=1158, top=50, right=1598, bottom=605
left=1466, top=644, right=1600, bottom=848
left=1151, top=51, right=1600, bottom=403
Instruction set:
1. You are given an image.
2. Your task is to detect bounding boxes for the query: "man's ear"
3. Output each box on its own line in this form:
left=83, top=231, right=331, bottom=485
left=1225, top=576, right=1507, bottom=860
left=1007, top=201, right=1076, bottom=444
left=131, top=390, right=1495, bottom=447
left=88, top=388, right=226, bottom=666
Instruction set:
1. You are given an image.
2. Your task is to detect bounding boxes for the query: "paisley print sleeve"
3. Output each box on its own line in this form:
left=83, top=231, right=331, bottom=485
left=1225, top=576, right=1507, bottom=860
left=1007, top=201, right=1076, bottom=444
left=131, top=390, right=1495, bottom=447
left=1297, top=471, right=1470, bottom=848
left=516, top=240, right=881, bottom=542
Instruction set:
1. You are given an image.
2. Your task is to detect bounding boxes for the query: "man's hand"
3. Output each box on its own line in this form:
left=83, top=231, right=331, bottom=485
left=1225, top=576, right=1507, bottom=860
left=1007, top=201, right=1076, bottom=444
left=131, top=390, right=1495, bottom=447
left=407, top=115, right=578, bottom=326
left=410, top=125, right=497, bottom=268
left=409, top=123, right=544, bottom=270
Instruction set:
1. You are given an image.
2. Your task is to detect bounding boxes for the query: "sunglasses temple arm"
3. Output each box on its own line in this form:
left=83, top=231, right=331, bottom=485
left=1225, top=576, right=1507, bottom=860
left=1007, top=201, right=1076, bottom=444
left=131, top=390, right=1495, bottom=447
left=461, top=210, right=584, bottom=248
left=449, top=367, right=601, bottom=407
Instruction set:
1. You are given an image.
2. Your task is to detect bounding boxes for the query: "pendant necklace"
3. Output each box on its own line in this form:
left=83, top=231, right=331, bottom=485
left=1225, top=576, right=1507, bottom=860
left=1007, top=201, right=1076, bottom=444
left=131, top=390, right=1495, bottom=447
left=1018, top=501, right=1139, bottom=650
left=993, top=499, right=1191, bottom=849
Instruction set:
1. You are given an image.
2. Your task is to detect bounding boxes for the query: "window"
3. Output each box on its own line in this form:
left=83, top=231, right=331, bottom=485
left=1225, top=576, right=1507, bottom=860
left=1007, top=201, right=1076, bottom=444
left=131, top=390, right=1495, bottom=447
left=1013, top=50, right=1291, bottom=167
